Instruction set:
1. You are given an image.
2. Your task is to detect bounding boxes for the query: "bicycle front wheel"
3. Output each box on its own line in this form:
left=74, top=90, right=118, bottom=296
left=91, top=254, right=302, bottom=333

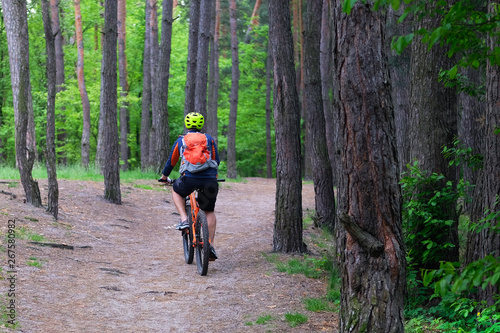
left=195, top=210, right=210, bottom=276
left=183, top=204, right=194, bottom=264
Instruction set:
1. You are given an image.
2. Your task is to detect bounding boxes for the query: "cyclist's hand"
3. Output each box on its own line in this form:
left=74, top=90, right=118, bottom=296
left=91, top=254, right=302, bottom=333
left=158, top=177, right=173, bottom=185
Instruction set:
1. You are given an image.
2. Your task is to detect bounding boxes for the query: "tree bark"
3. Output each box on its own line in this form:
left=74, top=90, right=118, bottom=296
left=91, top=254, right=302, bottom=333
left=194, top=0, right=211, bottom=118
left=151, top=0, right=173, bottom=172
left=184, top=0, right=200, bottom=116
left=206, top=0, right=220, bottom=144
left=2, top=0, right=42, bottom=207
left=227, top=0, right=239, bottom=179
left=265, top=47, right=273, bottom=179
left=41, top=0, right=59, bottom=219
left=74, top=0, right=91, bottom=169
left=466, top=1, right=500, bottom=305
left=245, top=0, right=263, bottom=42
left=304, top=0, right=335, bottom=231
left=50, top=0, right=67, bottom=164
left=118, top=0, right=129, bottom=170
left=334, top=1, right=405, bottom=331
left=409, top=3, right=459, bottom=268
left=140, top=0, right=152, bottom=170
left=269, top=0, right=306, bottom=253
left=148, top=0, right=159, bottom=168
left=101, top=0, right=121, bottom=204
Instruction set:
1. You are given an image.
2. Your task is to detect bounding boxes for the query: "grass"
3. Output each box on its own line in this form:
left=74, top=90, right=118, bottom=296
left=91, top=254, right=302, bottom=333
left=14, top=226, right=47, bottom=242
left=27, top=257, right=43, bottom=268
left=303, top=297, right=334, bottom=312
left=284, top=312, right=308, bottom=327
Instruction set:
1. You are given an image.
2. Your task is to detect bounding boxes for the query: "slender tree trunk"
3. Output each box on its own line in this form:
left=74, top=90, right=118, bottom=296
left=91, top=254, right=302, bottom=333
left=118, top=0, right=129, bottom=170
left=140, top=0, right=152, bottom=170
left=227, top=0, right=239, bottom=179
left=245, top=0, right=263, bottom=42
left=151, top=0, right=173, bottom=172
left=50, top=0, right=66, bottom=164
left=269, top=0, right=306, bottom=253
left=334, top=2, right=405, bottom=331
left=41, top=0, right=59, bottom=219
left=184, top=0, right=200, bottom=116
left=206, top=0, right=220, bottom=143
left=265, top=47, right=273, bottom=179
left=101, top=0, right=121, bottom=204
left=304, top=0, right=335, bottom=230
left=2, top=0, right=42, bottom=207
left=148, top=0, right=159, bottom=167
left=194, top=0, right=212, bottom=118
left=74, top=0, right=91, bottom=169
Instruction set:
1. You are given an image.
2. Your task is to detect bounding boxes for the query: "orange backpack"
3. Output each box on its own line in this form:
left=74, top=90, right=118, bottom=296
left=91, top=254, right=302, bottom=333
left=179, top=132, right=218, bottom=174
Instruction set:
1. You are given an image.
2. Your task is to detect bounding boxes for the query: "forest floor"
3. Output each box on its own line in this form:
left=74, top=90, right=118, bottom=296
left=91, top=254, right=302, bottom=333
left=0, top=177, right=338, bottom=332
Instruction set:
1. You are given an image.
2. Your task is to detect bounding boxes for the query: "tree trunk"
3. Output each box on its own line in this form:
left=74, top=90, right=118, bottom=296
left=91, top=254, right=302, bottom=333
left=227, top=0, right=239, bottom=179
left=74, top=0, right=91, bottom=169
left=140, top=0, right=152, bottom=170
left=244, top=0, right=263, bottom=42
left=118, top=0, right=129, bottom=170
left=2, top=0, right=42, bottom=207
left=184, top=0, right=200, bottom=116
left=101, top=0, right=121, bottom=204
left=194, top=0, right=211, bottom=118
left=320, top=0, right=337, bottom=181
left=466, top=1, right=500, bottom=305
left=148, top=0, right=159, bottom=168
left=151, top=0, right=173, bottom=172
left=265, top=47, right=273, bottom=179
left=304, top=0, right=335, bottom=231
left=206, top=0, right=219, bottom=143
left=409, top=5, right=459, bottom=268
left=269, top=0, right=306, bottom=253
left=334, top=1, right=405, bottom=331
left=50, top=0, right=67, bottom=164
left=41, top=0, right=59, bottom=219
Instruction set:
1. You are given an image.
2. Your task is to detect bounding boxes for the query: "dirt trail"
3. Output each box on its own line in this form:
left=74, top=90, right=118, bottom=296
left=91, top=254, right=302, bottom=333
left=1, top=177, right=338, bottom=332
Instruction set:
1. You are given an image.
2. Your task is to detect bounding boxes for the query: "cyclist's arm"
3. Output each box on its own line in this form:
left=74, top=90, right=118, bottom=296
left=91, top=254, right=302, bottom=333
left=161, top=138, right=182, bottom=177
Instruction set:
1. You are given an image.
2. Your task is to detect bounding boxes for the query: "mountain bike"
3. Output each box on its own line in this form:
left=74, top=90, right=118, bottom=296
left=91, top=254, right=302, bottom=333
left=159, top=177, right=224, bottom=276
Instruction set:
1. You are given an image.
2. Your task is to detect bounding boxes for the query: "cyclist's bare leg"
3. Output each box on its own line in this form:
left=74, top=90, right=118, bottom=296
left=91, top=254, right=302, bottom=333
left=172, top=190, right=188, bottom=222
left=205, top=211, right=216, bottom=246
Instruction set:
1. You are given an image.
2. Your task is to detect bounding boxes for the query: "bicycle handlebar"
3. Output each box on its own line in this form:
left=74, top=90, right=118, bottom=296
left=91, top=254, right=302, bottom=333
left=158, top=177, right=225, bottom=184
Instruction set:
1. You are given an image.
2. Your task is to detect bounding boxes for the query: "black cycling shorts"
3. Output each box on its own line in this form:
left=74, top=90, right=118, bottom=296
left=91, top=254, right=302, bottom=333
left=173, top=176, right=219, bottom=212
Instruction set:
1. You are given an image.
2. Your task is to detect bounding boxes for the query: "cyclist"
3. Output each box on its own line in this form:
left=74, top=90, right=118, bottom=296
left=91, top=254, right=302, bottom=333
left=159, top=112, right=220, bottom=260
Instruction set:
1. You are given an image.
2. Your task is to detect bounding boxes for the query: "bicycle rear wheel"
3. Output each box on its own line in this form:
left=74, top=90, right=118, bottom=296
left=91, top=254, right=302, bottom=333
left=182, top=204, right=194, bottom=264
left=195, top=210, right=210, bottom=276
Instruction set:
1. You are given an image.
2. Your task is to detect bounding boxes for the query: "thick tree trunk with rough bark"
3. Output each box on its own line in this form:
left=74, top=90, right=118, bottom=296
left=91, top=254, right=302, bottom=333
left=334, top=1, right=405, bottom=331
left=227, top=0, right=239, bottom=179
left=265, top=48, right=273, bottom=179
left=101, top=0, right=121, bottom=204
left=140, top=0, right=152, bottom=170
left=269, top=0, right=306, bottom=253
left=118, top=0, right=129, bottom=170
left=409, top=5, right=459, bottom=268
left=74, top=0, right=91, bottom=169
left=304, top=0, right=335, bottom=230
left=42, top=0, right=59, bottom=219
left=184, top=0, right=200, bottom=116
left=194, top=0, right=211, bottom=117
left=3, top=0, right=42, bottom=207
left=466, top=3, right=500, bottom=305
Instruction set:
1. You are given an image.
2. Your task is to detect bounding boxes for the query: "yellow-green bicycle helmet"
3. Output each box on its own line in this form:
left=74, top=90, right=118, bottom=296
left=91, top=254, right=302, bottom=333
left=185, top=112, right=204, bottom=130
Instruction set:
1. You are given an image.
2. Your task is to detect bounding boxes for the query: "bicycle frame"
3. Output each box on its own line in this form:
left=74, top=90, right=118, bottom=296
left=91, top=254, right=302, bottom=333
left=186, top=190, right=207, bottom=248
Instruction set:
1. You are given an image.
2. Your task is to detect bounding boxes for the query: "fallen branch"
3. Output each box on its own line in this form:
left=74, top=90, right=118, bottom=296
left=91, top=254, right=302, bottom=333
left=338, top=213, right=384, bottom=257
left=0, top=190, right=17, bottom=198
left=28, top=241, right=92, bottom=250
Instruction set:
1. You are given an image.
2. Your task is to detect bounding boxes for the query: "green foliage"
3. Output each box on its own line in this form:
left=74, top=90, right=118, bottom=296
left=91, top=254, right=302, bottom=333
left=303, top=297, right=334, bottom=312
left=284, top=312, right=308, bottom=327
left=401, top=161, right=465, bottom=267
left=275, top=255, right=333, bottom=279
left=255, top=314, right=277, bottom=325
